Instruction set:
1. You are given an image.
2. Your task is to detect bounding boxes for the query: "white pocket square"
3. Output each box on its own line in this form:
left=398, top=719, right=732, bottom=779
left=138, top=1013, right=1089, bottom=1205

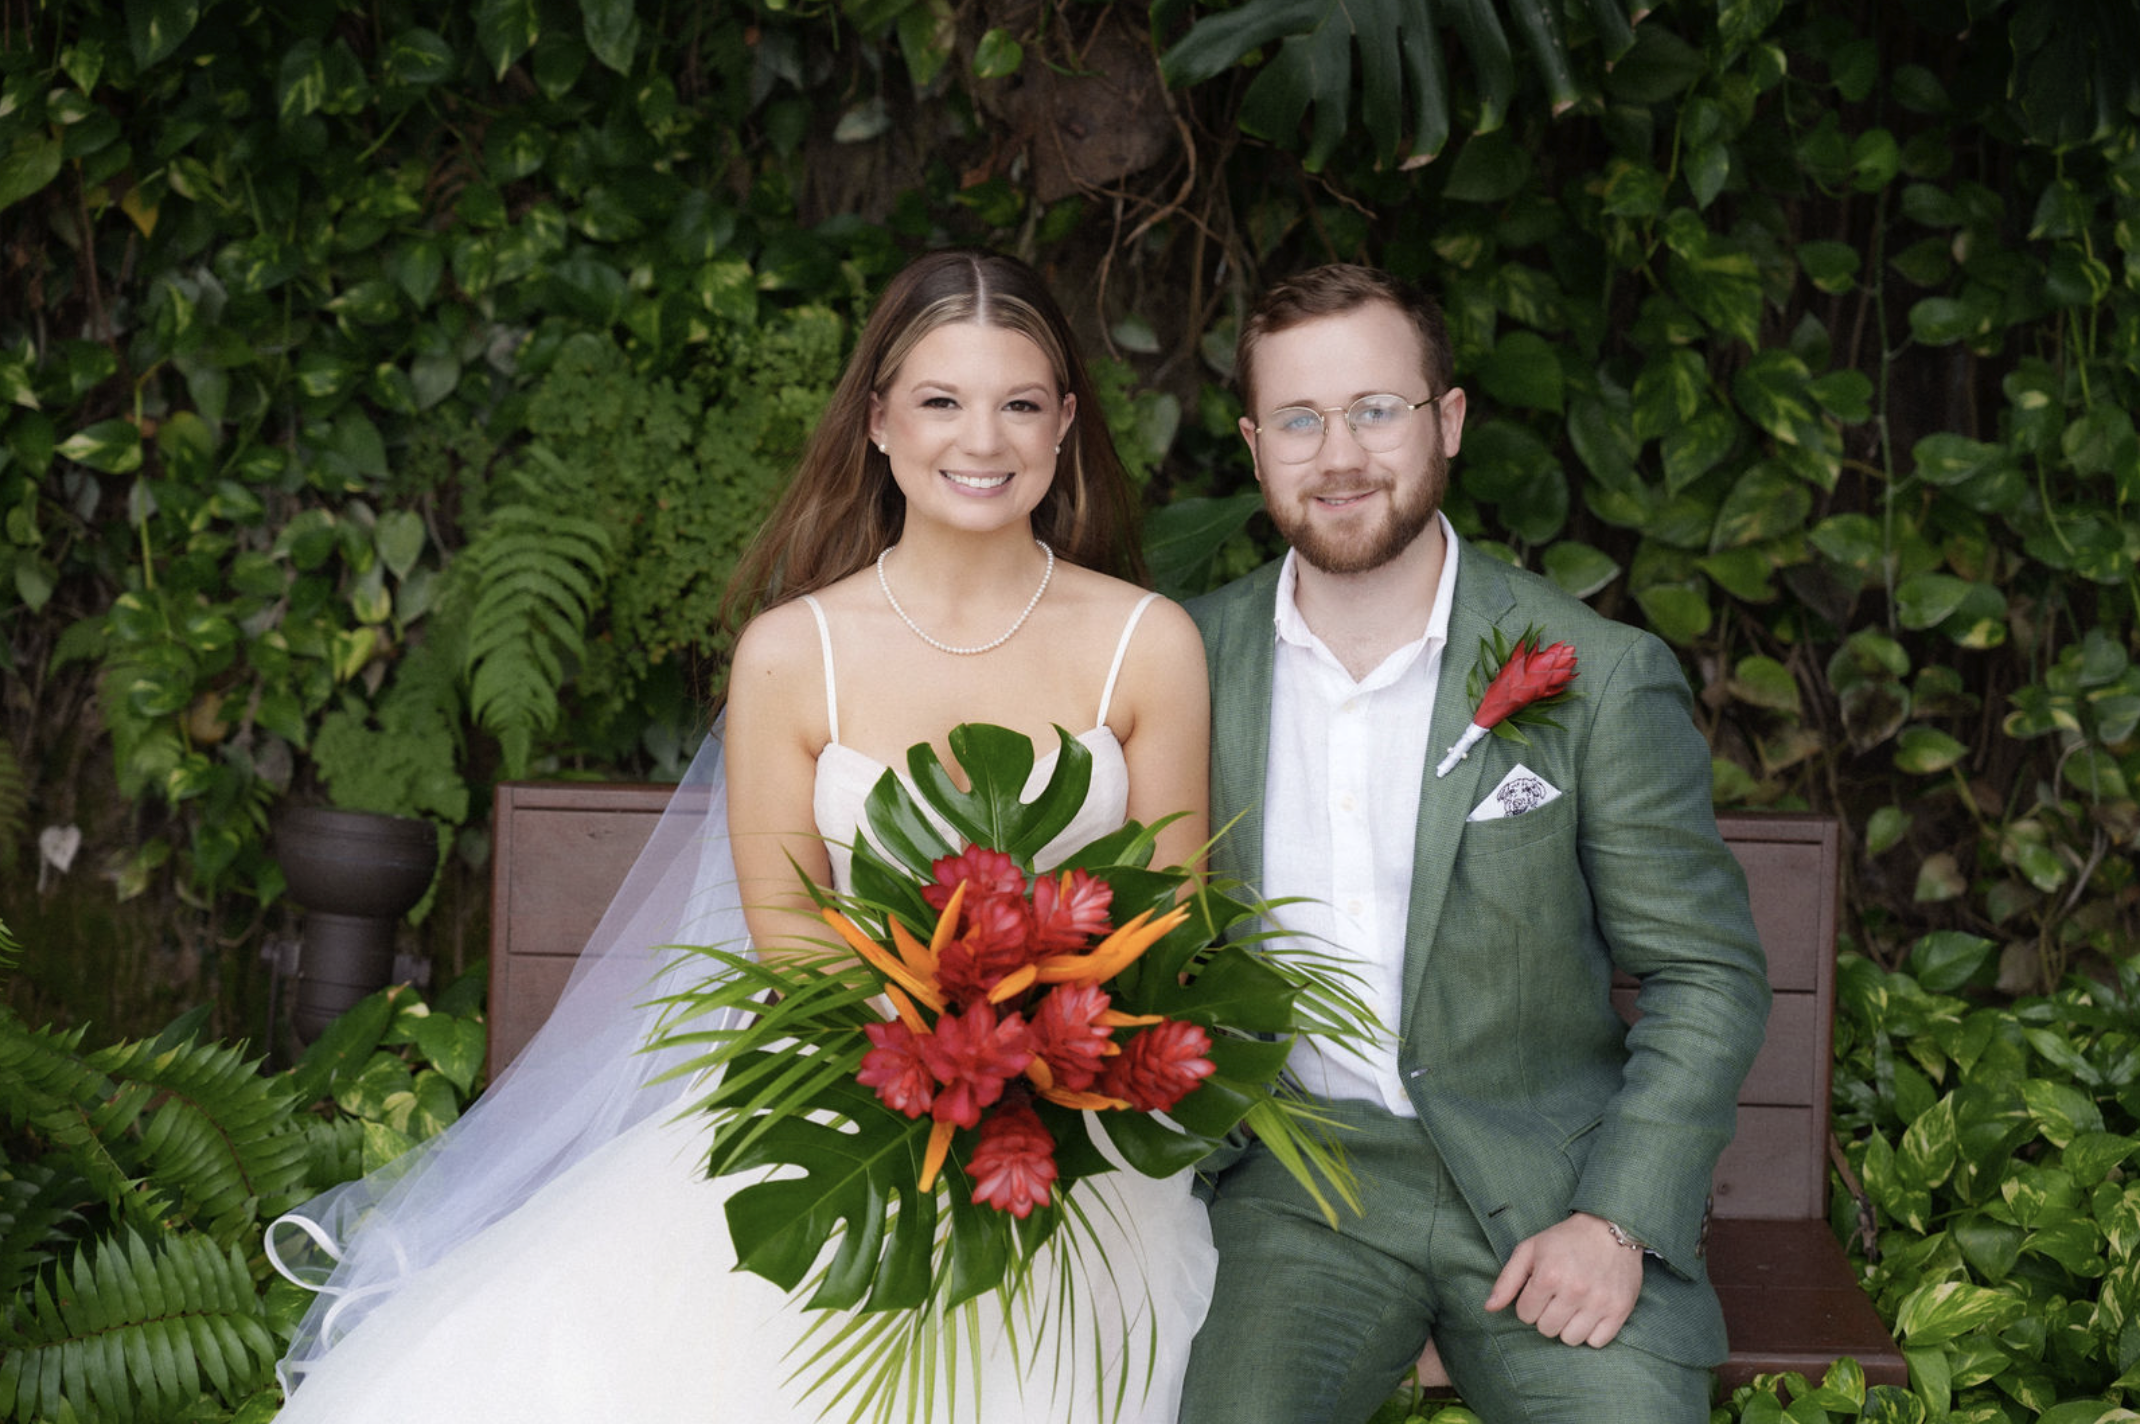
left=1466, top=764, right=1562, bottom=822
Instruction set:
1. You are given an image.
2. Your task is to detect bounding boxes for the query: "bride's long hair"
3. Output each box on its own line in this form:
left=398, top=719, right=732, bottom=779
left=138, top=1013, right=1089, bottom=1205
left=722, top=249, right=1143, bottom=632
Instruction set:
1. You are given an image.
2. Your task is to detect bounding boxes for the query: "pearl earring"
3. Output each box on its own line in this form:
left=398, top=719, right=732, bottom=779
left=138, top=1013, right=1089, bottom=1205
left=878, top=442, right=888, bottom=455
left=1053, top=443, right=1062, bottom=454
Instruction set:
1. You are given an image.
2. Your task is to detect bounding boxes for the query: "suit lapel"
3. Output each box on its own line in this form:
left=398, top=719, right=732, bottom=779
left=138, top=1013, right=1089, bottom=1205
left=1400, top=545, right=1517, bottom=1018
left=1207, top=562, right=1281, bottom=890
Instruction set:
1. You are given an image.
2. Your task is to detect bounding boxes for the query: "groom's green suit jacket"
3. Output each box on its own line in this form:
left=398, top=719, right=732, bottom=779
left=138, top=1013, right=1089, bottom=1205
left=1188, top=543, right=1771, bottom=1368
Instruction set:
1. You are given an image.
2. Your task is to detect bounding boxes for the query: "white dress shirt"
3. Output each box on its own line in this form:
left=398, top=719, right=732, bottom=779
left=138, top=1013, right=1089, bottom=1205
left=1261, top=514, right=1461, bottom=1115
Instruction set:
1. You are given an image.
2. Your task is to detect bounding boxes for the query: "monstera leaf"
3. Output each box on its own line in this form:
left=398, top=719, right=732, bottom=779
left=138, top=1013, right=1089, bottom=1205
left=1160, top=0, right=1638, bottom=170
left=656, top=723, right=1383, bottom=1422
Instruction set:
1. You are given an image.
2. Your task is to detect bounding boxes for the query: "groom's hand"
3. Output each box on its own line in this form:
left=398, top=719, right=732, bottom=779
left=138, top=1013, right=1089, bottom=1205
left=1481, top=1212, right=1643, bottom=1348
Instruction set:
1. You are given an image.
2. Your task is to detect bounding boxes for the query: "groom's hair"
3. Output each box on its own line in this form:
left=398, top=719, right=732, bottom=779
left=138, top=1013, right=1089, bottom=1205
left=1235, top=265, right=1453, bottom=419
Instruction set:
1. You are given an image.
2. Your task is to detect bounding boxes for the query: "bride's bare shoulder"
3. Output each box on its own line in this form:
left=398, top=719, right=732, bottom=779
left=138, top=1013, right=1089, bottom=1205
left=1054, top=566, right=1201, bottom=651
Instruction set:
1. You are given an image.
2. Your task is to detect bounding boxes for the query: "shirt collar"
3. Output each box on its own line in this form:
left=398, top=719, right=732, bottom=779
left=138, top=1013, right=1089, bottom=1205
left=1272, top=510, right=1462, bottom=679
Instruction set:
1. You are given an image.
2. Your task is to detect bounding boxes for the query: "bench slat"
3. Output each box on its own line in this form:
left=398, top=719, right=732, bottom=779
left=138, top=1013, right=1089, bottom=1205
left=487, top=785, right=1905, bottom=1391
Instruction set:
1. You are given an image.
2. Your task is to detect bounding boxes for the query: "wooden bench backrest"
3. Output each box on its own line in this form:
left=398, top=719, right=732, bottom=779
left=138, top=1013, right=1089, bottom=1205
left=488, top=786, right=1837, bottom=1222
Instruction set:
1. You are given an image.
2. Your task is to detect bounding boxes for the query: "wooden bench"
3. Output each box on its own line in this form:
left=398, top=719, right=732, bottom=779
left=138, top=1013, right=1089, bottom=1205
left=487, top=783, right=1904, bottom=1391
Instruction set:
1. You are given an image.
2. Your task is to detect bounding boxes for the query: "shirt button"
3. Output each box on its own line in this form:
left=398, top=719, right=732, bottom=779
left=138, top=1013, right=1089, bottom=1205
left=1339, top=793, right=1357, bottom=813
left=1346, top=899, right=1363, bottom=915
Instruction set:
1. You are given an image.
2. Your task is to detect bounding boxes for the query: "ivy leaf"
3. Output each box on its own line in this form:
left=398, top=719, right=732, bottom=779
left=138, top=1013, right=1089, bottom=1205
left=1711, top=463, right=1810, bottom=550
left=1477, top=328, right=1562, bottom=412
left=1897, top=1094, right=1957, bottom=1189
left=1540, top=540, right=1619, bottom=599
left=1732, top=349, right=1819, bottom=446
left=375, top=510, right=427, bottom=581
left=277, top=38, right=328, bottom=125
left=0, top=131, right=66, bottom=214
left=1892, top=572, right=1970, bottom=630
left=581, top=0, right=640, bottom=74
left=1912, top=432, right=2008, bottom=487
left=1893, top=726, right=1966, bottom=775
left=1444, top=131, right=1533, bottom=205
left=1864, top=805, right=1909, bottom=855
left=972, top=28, right=1023, bottom=79
left=1632, top=580, right=1712, bottom=645
left=1893, top=1280, right=2028, bottom=1344
left=1664, top=220, right=1763, bottom=347
left=1799, top=239, right=1860, bottom=293
left=1908, top=931, right=1993, bottom=991
left=475, top=0, right=542, bottom=80
left=1604, top=24, right=1704, bottom=103
left=1909, top=295, right=1989, bottom=346
left=2019, top=1078, right=2104, bottom=1148
left=384, top=28, right=457, bottom=88
left=1913, top=852, right=1965, bottom=902
left=1631, top=349, right=1706, bottom=443
left=58, top=419, right=143, bottom=474
left=1686, top=139, right=1730, bottom=209
left=126, top=0, right=201, bottom=69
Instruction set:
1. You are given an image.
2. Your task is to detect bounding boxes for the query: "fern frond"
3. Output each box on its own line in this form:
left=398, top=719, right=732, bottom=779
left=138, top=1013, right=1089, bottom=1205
left=0, top=1229, right=280, bottom=1423
left=293, top=1116, right=365, bottom=1190
left=0, top=1013, right=162, bottom=1225
left=84, top=1037, right=311, bottom=1230
left=0, top=1163, right=88, bottom=1299
left=462, top=505, right=612, bottom=779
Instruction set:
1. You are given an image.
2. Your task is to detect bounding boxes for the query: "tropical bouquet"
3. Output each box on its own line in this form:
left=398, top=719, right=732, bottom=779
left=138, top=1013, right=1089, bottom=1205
left=655, top=724, right=1378, bottom=1420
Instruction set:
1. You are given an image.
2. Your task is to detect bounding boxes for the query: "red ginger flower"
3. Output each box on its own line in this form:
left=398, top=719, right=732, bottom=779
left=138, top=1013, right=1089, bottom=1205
left=1474, top=637, right=1577, bottom=729
left=923, top=846, right=1026, bottom=912
left=857, top=1020, right=935, bottom=1119
left=1028, top=869, right=1114, bottom=954
left=935, top=892, right=1039, bottom=1005
left=1098, top=1019, right=1214, bottom=1113
left=1026, top=983, right=1116, bottom=1092
left=968, top=1102, right=1058, bottom=1218
left=1435, top=634, right=1578, bottom=778
left=917, top=1003, right=1033, bottom=1129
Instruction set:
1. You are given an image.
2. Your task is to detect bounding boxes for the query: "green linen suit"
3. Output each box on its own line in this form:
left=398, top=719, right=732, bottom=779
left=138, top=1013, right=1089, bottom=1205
left=1183, top=544, right=1771, bottom=1413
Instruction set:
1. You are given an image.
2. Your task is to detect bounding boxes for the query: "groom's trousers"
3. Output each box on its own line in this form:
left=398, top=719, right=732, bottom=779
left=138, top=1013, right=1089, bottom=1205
left=1176, top=1099, right=1712, bottom=1424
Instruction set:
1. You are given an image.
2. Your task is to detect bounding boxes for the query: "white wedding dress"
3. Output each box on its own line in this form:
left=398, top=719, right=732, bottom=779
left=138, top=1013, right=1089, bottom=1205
left=270, top=593, right=1215, bottom=1423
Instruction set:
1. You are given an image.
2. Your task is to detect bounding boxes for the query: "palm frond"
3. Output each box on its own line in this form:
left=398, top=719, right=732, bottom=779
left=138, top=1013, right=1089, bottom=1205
left=0, top=1229, right=281, bottom=1424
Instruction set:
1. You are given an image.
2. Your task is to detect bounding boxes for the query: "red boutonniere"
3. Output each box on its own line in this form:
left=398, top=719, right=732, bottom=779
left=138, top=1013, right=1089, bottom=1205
left=1434, top=625, right=1578, bottom=777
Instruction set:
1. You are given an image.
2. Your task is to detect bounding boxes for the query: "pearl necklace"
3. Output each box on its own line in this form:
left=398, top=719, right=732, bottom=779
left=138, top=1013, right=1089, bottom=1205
left=877, top=540, right=1055, bottom=655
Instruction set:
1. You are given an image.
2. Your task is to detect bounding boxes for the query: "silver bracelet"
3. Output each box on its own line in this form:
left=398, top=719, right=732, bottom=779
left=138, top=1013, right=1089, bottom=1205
left=1601, top=1218, right=1648, bottom=1252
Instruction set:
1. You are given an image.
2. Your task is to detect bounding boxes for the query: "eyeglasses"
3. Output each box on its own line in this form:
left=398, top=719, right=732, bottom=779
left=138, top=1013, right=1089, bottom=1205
left=1253, top=392, right=1443, bottom=464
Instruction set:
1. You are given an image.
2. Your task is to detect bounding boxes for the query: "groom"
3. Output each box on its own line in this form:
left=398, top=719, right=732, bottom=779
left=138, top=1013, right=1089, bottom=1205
left=1178, top=265, right=1771, bottom=1423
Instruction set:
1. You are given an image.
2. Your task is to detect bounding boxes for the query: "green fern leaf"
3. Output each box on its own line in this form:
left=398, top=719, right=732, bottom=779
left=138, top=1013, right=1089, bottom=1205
left=85, top=1036, right=310, bottom=1230
left=0, top=1163, right=90, bottom=1298
left=0, top=1012, right=163, bottom=1224
left=462, top=505, right=613, bottom=779
left=1, top=1229, right=279, bottom=1423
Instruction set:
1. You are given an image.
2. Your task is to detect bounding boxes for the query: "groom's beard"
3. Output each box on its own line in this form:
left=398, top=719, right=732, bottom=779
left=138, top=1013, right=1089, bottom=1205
left=1271, top=445, right=1447, bottom=576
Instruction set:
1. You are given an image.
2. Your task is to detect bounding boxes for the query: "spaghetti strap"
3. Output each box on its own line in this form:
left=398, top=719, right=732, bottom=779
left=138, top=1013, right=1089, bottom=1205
left=1095, top=593, right=1160, bottom=728
left=800, top=595, right=839, bottom=745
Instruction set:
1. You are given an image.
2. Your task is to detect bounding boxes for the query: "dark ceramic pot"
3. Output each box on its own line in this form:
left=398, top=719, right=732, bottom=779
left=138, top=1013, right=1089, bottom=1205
left=274, top=806, right=438, bottom=1041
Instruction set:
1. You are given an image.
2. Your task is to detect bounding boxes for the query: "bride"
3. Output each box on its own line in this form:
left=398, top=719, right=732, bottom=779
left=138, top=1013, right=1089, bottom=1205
left=268, top=249, right=1217, bottom=1422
